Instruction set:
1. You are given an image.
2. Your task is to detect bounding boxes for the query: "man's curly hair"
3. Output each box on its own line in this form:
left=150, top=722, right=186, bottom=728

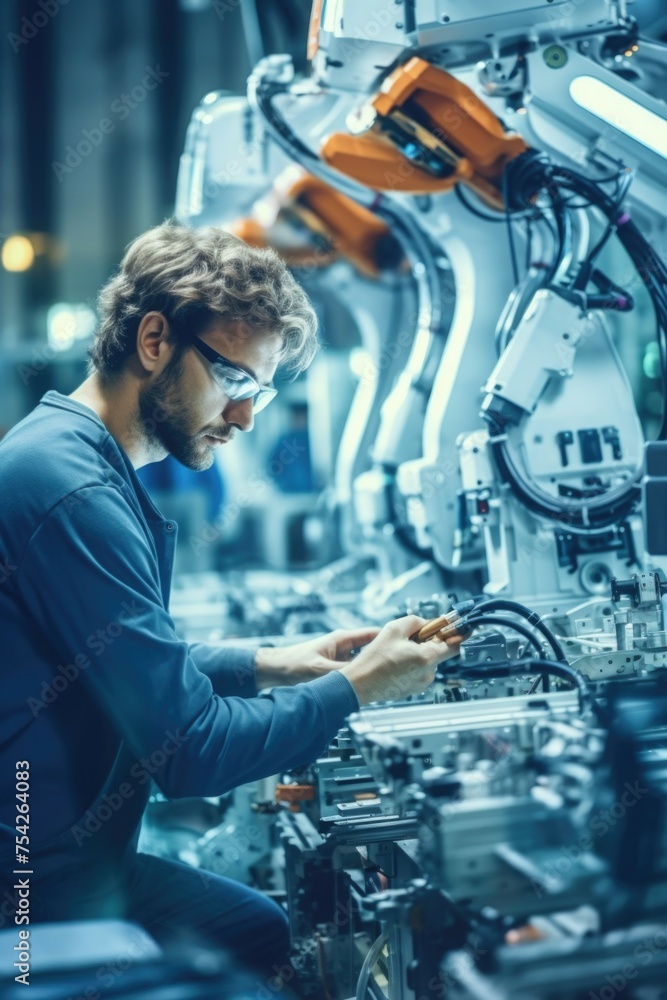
left=88, top=219, right=318, bottom=380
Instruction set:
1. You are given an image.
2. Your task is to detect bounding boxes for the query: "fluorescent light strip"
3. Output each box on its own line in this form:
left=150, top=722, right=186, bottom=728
left=322, top=0, right=343, bottom=34
left=569, top=75, right=667, bottom=159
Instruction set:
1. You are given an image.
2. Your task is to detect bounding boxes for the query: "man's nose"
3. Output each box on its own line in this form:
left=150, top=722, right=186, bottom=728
left=223, top=396, right=254, bottom=432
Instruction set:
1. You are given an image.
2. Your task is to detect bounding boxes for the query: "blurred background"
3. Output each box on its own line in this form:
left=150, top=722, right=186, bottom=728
left=0, top=0, right=346, bottom=582
left=1, top=0, right=666, bottom=587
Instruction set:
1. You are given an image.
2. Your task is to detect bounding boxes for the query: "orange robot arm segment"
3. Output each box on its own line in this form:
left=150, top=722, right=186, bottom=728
left=233, top=168, right=403, bottom=277
left=321, top=57, right=528, bottom=208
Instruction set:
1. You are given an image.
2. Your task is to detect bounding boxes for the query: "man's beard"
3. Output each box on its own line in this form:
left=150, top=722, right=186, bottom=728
left=137, top=350, right=227, bottom=471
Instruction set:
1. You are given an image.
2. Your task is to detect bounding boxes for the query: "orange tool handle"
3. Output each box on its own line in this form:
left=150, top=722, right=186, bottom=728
left=410, top=611, right=472, bottom=644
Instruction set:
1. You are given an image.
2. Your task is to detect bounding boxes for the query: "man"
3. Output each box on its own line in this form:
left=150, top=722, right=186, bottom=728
left=0, top=221, right=453, bottom=975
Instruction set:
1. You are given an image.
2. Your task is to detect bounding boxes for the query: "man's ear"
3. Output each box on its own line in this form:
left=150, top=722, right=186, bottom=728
left=136, top=312, right=172, bottom=373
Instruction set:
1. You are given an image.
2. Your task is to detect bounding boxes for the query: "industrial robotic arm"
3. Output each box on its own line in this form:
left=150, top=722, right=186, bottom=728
left=251, top=2, right=667, bottom=622
left=176, top=88, right=462, bottom=600
left=177, top=1, right=667, bottom=633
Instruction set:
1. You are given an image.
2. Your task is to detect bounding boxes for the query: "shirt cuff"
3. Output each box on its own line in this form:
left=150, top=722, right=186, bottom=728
left=305, top=670, right=360, bottom=733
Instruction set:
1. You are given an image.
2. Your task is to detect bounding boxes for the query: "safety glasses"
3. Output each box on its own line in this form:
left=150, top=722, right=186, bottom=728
left=190, top=335, right=278, bottom=413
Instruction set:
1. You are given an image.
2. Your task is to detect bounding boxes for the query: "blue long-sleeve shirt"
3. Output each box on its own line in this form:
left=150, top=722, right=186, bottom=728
left=0, top=391, right=357, bottom=891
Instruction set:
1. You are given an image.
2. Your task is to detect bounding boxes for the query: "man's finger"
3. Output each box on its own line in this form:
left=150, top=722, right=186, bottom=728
left=435, top=635, right=463, bottom=661
left=333, top=627, right=381, bottom=659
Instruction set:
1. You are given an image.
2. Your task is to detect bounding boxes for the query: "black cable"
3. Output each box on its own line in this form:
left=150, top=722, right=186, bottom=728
left=529, top=659, right=592, bottom=713
left=454, top=183, right=538, bottom=224
left=578, top=218, right=616, bottom=276
left=553, top=169, right=628, bottom=211
left=595, top=167, right=633, bottom=185
left=489, top=432, right=641, bottom=530
left=464, top=614, right=546, bottom=659
left=544, top=183, right=569, bottom=286
left=502, top=169, right=519, bottom=284
left=455, top=183, right=506, bottom=222
left=576, top=170, right=634, bottom=277
left=528, top=672, right=548, bottom=694
left=393, top=521, right=432, bottom=559
left=494, top=207, right=562, bottom=355
left=468, top=599, right=567, bottom=661
left=551, top=164, right=667, bottom=440
left=554, top=196, right=595, bottom=210
left=525, top=217, right=533, bottom=272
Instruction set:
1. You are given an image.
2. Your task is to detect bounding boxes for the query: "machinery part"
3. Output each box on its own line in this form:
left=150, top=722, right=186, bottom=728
left=452, top=658, right=593, bottom=713
left=500, top=155, right=667, bottom=441
left=611, top=571, right=662, bottom=608
left=481, top=287, right=644, bottom=533
left=308, top=0, right=630, bottom=90
left=249, top=56, right=454, bottom=561
left=232, top=166, right=404, bottom=278
left=321, top=57, right=528, bottom=208
left=354, top=930, right=388, bottom=1000
left=596, top=676, right=667, bottom=913
left=467, top=599, right=567, bottom=661
left=482, top=291, right=597, bottom=423
left=311, top=52, right=656, bottom=544
left=461, top=616, right=547, bottom=661
left=643, top=441, right=667, bottom=556
left=439, top=923, right=667, bottom=1000
left=348, top=689, right=581, bottom=789
left=276, top=782, right=316, bottom=812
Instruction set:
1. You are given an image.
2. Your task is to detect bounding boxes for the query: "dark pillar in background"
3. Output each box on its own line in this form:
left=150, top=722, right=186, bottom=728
left=152, top=0, right=186, bottom=219
left=16, top=0, right=57, bottom=318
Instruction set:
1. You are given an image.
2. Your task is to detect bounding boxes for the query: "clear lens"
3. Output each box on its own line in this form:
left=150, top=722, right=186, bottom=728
left=252, top=387, right=278, bottom=413
left=211, top=361, right=277, bottom=412
left=211, top=364, right=256, bottom=400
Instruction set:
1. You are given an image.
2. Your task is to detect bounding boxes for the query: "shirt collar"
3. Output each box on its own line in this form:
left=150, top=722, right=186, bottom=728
left=39, top=390, right=168, bottom=524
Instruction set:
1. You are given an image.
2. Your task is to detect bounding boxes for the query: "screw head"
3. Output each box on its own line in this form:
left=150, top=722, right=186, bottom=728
left=544, top=44, right=568, bottom=69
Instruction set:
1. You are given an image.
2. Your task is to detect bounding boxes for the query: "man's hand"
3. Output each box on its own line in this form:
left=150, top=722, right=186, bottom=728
left=341, top=615, right=461, bottom=706
left=254, top=626, right=381, bottom=690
